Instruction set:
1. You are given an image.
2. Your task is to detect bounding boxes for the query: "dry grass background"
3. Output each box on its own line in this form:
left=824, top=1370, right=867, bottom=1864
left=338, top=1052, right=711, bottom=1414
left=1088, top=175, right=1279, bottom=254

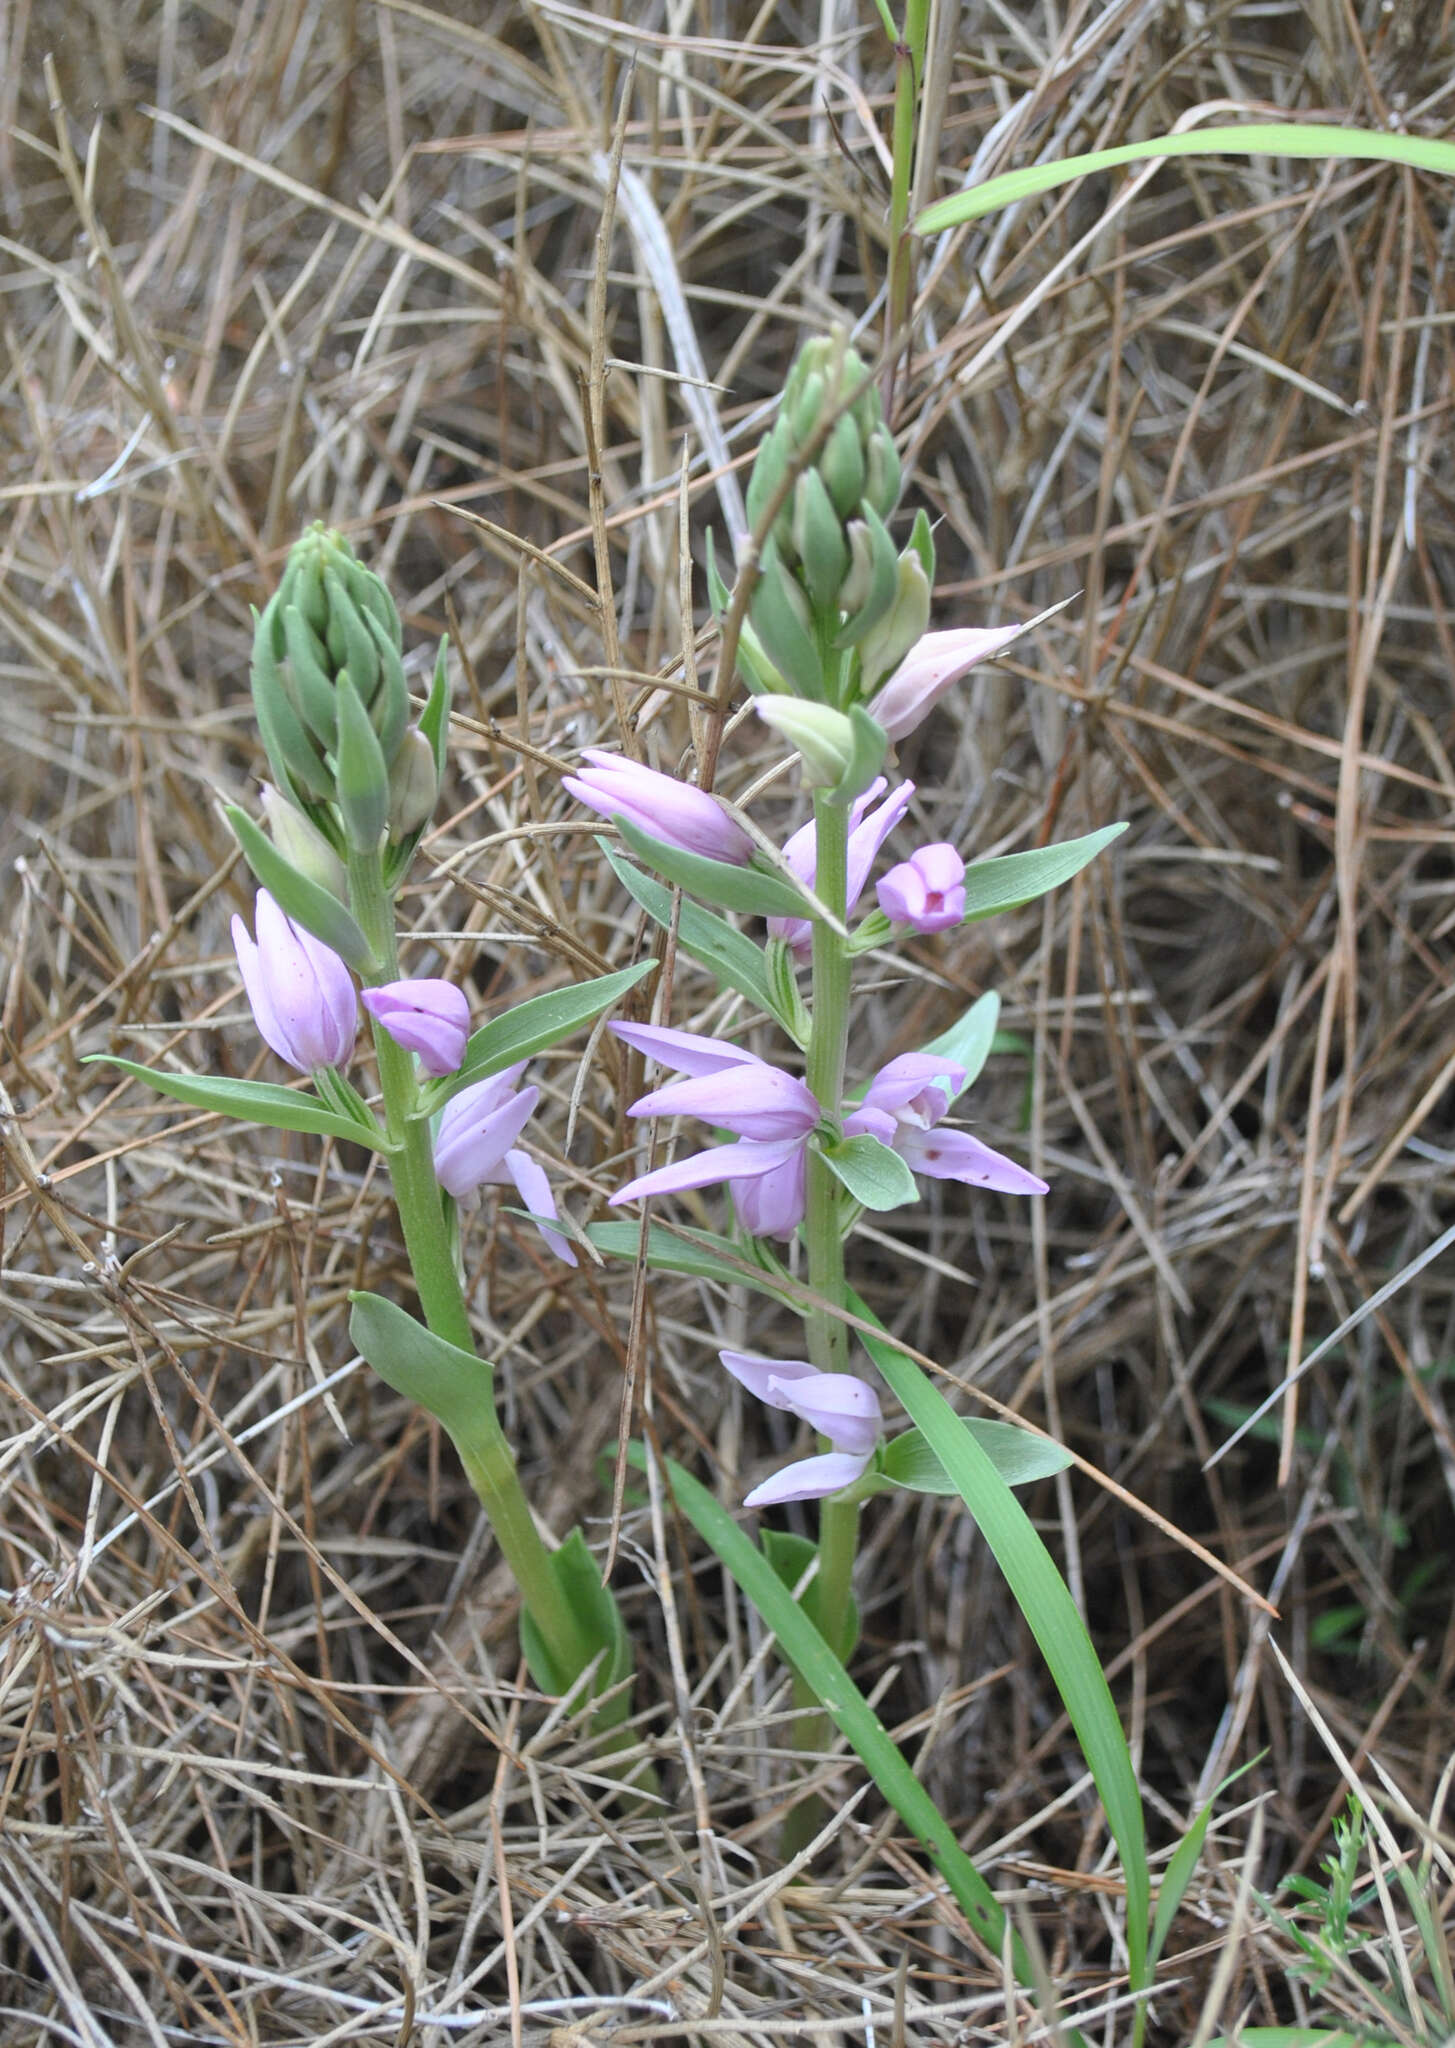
left=2, top=0, right=1454, bottom=2040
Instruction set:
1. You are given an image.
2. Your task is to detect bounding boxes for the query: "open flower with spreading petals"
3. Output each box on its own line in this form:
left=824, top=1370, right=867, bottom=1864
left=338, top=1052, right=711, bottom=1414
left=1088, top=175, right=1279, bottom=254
left=362, top=979, right=470, bottom=1076
left=845, top=1052, right=1048, bottom=1197
left=609, top=1023, right=818, bottom=1239
left=231, top=890, right=357, bottom=1073
left=720, top=1351, right=883, bottom=1506
left=767, top=777, right=916, bottom=954
left=434, top=1064, right=576, bottom=1264
left=877, top=843, right=965, bottom=933
left=870, top=603, right=1070, bottom=742
left=563, top=750, right=753, bottom=864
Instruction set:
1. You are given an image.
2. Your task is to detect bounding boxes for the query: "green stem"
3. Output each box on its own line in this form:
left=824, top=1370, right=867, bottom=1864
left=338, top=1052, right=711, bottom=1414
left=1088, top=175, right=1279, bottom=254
left=883, top=0, right=931, bottom=409
left=347, top=852, right=599, bottom=1687
left=786, top=793, right=862, bottom=1846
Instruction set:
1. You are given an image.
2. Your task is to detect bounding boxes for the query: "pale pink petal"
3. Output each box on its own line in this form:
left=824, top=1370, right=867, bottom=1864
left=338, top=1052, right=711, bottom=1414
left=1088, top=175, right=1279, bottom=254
left=628, top=1064, right=818, bottom=1140
left=775, top=1372, right=882, bottom=1454
left=719, top=1351, right=818, bottom=1406
left=609, top=1134, right=807, bottom=1206
left=609, top=1021, right=763, bottom=1077
left=502, top=1147, right=577, bottom=1266
left=744, top=1449, right=872, bottom=1508
left=897, top=1126, right=1049, bottom=1195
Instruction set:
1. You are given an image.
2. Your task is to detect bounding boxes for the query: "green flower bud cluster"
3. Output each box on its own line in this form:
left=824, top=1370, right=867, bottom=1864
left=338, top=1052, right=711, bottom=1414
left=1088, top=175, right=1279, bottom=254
left=730, top=331, right=938, bottom=732
left=250, top=525, right=445, bottom=872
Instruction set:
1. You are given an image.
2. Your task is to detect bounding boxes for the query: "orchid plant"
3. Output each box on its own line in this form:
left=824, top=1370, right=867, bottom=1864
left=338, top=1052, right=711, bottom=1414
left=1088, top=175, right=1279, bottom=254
left=571, top=337, right=1124, bottom=1776
left=93, top=524, right=654, bottom=1736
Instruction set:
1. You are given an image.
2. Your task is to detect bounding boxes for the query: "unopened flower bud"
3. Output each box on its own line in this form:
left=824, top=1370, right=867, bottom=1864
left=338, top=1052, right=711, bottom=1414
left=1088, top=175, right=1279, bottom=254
left=857, top=551, right=932, bottom=694
left=260, top=784, right=347, bottom=899
left=790, top=470, right=850, bottom=609
left=387, top=727, right=439, bottom=837
left=362, top=979, right=470, bottom=1076
left=564, top=750, right=754, bottom=863
left=754, top=697, right=857, bottom=787
left=231, top=890, right=357, bottom=1073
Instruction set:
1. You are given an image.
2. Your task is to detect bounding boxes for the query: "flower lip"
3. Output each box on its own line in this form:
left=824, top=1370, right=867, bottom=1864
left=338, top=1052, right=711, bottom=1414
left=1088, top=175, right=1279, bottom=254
left=565, top=750, right=754, bottom=864
left=231, top=889, right=357, bottom=1073
left=362, top=979, right=470, bottom=1076
left=895, top=1125, right=1050, bottom=1196
left=877, top=842, right=966, bottom=932
left=719, top=1351, right=885, bottom=1505
left=857, top=1051, right=965, bottom=1128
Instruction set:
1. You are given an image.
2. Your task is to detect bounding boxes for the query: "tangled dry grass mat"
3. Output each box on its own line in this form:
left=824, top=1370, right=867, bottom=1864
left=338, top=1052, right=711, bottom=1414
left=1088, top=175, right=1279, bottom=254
left=2, top=0, right=1453, bottom=2041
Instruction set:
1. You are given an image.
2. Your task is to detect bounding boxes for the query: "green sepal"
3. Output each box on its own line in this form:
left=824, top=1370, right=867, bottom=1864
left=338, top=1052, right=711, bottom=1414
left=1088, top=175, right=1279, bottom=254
left=365, top=612, right=409, bottom=764
left=429, top=958, right=657, bottom=1105
left=763, top=937, right=811, bottom=1047
left=961, top=824, right=1128, bottom=922
left=745, top=416, right=793, bottom=537
left=792, top=468, right=850, bottom=610
left=418, top=638, right=452, bottom=780
left=833, top=503, right=898, bottom=649
left=905, top=504, right=935, bottom=582
left=863, top=424, right=902, bottom=520
left=223, top=803, right=377, bottom=973
left=749, top=539, right=824, bottom=698
left=819, top=410, right=866, bottom=517
left=761, top=1528, right=860, bottom=1662
left=251, top=600, right=333, bottom=803
left=733, top=619, right=788, bottom=698
left=829, top=704, right=887, bottom=805
left=586, top=1218, right=790, bottom=1301
left=846, top=909, right=892, bottom=955
left=916, top=990, right=999, bottom=1105
left=87, top=1058, right=393, bottom=1151
left=601, top=844, right=799, bottom=1039
left=818, top=1133, right=919, bottom=1210
left=344, top=552, right=403, bottom=651
left=519, top=1527, right=631, bottom=1701
left=613, top=815, right=811, bottom=920
left=333, top=672, right=389, bottom=854
left=281, top=601, right=339, bottom=749
left=324, top=562, right=380, bottom=704
left=878, top=1419, right=1073, bottom=1495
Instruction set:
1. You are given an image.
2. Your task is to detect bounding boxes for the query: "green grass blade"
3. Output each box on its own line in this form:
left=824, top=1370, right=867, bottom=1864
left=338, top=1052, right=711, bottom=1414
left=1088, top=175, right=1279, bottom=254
left=850, top=1293, right=1150, bottom=1989
left=630, top=1449, right=1016, bottom=1958
left=915, top=124, right=1455, bottom=235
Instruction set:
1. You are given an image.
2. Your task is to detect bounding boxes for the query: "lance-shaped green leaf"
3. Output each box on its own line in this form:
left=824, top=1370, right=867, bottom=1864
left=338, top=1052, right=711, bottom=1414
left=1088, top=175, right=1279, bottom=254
left=602, top=845, right=796, bottom=1039
left=1147, top=1759, right=1260, bottom=1974
left=418, top=637, right=452, bottom=781
left=819, top=1133, right=919, bottom=1211
left=349, top=1290, right=496, bottom=1469
left=849, top=1291, right=1151, bottom=1993
left=433, top=959, right=657, bottom=1101
left=914, top=121, right=1455, bottom=236
left=917, top=990, right=1000, bottom=1105
left=613, top=814, right=812, bottom=920
left=961, top=823, right=1127, bottom=922
left=879, top=1418, right=1072, bottom=1494
left=333, top=672, right=389, bottom=854
left=586, top=1218, right=791, bottom=1301
left=88, top=1059, right=394, bottom=1150
left=628, top=1441, right=1037, bottom=1989
left=224, top=804, right=376, bottom=974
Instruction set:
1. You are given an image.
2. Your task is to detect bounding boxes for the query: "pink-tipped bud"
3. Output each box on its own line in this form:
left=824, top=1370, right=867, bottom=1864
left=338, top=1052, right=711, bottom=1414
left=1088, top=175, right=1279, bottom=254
left=362, top=980, right=470, bottom=1076
left=563, top=750, right=753, bottom=863
left=876, top=843, right=966, bottom=932
left=231, top=891, right=357, bottom=1073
